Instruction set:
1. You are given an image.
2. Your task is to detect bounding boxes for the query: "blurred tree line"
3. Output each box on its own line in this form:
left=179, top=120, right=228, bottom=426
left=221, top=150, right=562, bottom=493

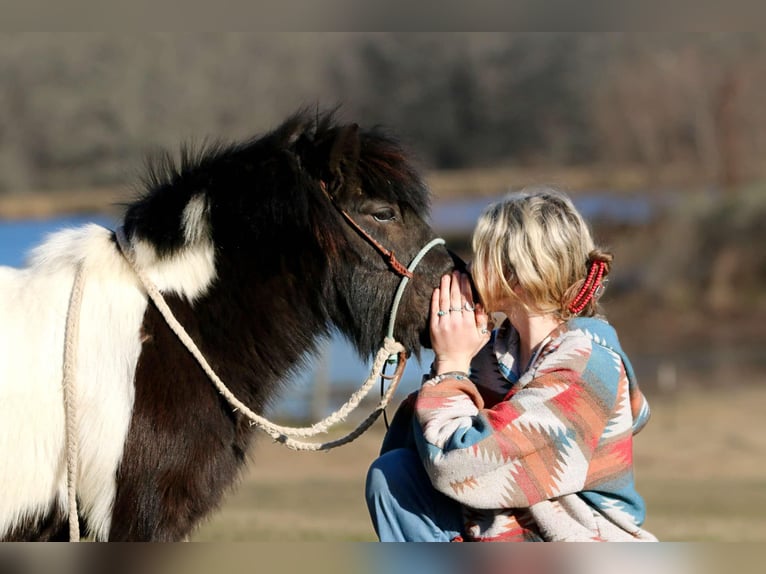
left=0, top=32, right=764, bottom=193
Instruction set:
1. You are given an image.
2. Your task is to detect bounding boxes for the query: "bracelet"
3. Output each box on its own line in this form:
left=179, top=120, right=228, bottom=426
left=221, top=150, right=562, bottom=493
left=422, top=370, right=471, bottom=386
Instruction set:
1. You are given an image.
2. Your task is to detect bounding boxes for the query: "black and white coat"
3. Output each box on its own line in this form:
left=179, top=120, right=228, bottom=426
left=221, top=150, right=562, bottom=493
left=0, top=111, right=454, bottom=541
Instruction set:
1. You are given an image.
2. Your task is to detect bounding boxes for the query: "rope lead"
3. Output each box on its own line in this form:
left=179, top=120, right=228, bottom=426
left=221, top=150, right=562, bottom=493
left=61, top=227, right=445, bottom=540
left=113, top=227, right=444, bottom=448
left=63, top=262, right=86, bottom=542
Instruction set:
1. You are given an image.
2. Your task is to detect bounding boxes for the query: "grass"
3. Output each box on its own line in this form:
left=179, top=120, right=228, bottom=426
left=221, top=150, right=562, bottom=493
left=635, top=385, right=766, bottom=542
left=641, top=478, right=766, bottom=542
left=193, top=385, right=766, bottom=542
left=195, top=423, right=384, bottom=542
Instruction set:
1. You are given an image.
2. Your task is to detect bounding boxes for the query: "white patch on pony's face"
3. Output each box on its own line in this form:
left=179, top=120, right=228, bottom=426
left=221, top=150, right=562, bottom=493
left=0, top=225, right=145, bottom=541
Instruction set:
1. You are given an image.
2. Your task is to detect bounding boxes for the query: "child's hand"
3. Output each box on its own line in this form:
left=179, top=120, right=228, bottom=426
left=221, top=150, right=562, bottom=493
left=430, top=271, right=491, bottom=375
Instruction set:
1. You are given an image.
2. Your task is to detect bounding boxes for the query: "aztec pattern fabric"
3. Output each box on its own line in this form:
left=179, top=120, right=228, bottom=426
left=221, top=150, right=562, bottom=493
left=412, top=317, right=657, bottom=541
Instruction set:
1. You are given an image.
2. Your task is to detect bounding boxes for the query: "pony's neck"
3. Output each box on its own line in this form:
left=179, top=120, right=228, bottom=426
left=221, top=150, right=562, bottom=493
left=172, top=251, right=331, bottom=406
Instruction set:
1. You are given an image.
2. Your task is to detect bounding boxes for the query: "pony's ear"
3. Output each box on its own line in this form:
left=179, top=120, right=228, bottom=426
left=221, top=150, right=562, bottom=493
left=324, top=123, right=360, bottom=194
left=292, top=122, right=361, bottom=194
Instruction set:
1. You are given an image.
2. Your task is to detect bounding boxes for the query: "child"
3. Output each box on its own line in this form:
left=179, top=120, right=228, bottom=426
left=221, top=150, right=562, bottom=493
left=366, top=188, right=656, bottom=542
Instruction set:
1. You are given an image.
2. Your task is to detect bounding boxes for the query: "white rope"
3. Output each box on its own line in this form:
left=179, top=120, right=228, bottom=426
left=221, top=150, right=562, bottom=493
left=385, top=238, right=445, bottom=342
left=63, top=261, right=86, bottom=542
left=114, top=228, right=445, bottom=450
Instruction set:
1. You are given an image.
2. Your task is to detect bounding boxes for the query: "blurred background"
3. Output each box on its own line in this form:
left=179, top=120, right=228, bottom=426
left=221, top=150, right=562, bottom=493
left=0, top=33, right=764, bottom=542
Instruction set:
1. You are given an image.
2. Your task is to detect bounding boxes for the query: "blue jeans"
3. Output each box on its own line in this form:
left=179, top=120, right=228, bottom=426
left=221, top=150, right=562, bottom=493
left=365, top=447, right=465, bottom=542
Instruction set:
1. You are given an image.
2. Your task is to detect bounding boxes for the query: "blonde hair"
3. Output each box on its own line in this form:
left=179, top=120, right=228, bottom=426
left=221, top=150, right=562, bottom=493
left=471, top=187, right=612, bottom=320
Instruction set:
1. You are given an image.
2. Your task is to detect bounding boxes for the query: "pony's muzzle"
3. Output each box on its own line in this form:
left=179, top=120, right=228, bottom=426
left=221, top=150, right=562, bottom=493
left=447, top=248, right=479, bottom=302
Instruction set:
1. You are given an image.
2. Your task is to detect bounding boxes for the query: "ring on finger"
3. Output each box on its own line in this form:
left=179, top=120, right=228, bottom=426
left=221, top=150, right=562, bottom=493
left=437, top=310, right=448, bottom=317
left=464, top=302, right=475, bottom=312
left=449, top=306, right=462, bottom=312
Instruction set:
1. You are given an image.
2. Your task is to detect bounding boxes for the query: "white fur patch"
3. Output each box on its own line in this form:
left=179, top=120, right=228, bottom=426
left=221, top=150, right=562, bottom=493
left=181, top=194, right=211, bottom=245
left=131, top=236, right=216, bottom=303
left=0, top=225, right=147, bottom=541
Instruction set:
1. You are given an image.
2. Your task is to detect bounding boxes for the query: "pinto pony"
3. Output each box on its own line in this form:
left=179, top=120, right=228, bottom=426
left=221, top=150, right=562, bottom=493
left=0, top=111, right=455, bottom=541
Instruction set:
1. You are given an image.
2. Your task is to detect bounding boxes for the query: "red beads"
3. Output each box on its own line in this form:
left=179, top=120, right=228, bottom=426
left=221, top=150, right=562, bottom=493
left=568, top=260, right=606, bottom=315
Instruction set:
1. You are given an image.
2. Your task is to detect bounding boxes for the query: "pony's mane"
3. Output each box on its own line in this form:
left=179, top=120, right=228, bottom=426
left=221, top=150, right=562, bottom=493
left=139, top=139, right=244, bottom=196
left=137, top=109, right=430, bottom=218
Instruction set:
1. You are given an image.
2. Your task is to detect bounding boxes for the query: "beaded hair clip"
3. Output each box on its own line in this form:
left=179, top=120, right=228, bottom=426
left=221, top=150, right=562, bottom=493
left=568, top=260, right=607, bottom=315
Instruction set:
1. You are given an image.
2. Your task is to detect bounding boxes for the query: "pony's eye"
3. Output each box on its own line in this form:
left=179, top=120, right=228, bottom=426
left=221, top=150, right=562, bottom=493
left=372, top=208, right=397, bottom=222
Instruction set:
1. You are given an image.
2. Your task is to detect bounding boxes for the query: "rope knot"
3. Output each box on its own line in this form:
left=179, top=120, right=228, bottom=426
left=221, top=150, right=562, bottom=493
left=383, top=337, right=406, bottom=355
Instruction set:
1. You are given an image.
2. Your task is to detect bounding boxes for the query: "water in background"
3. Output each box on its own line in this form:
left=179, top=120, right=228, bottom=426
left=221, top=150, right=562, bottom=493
left=430, top=190, right=662, bottom=235
left=0, top=215, right=114, bottom=268
left=0, top=193, right=661, bottom=420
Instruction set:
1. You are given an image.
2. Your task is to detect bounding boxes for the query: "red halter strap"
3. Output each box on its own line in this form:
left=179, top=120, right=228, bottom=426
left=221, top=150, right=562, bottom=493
left=568, top=260, right=606, bottom=315
left=319, top=181, right=414, bottom=279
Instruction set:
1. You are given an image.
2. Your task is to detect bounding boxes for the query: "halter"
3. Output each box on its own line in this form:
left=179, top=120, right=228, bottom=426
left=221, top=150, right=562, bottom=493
left=317, top=179, right=445, bottom=341
left=318, top=180, right=415, bottom=279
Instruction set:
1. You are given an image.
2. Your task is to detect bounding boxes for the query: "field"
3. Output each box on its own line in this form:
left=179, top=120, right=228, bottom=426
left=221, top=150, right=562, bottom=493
left=193, top=384, right=766, bottom=542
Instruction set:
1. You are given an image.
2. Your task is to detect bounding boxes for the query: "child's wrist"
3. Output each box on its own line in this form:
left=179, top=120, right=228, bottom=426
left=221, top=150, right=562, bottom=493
left=433, top=359, right=471, bottom=374
left=422, top=370, right=471, bottom=386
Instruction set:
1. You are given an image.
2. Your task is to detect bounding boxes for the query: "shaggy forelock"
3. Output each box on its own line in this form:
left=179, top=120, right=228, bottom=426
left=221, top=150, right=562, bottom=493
left=357, top=132, right=430, bottom=217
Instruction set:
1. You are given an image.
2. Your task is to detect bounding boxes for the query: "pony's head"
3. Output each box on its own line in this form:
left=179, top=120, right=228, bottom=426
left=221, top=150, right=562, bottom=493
left=123, top=109, right=455, bottom=358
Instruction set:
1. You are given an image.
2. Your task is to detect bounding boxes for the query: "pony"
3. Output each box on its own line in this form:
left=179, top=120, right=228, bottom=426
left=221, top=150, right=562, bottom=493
left=0, top=110, right=456, bottom=541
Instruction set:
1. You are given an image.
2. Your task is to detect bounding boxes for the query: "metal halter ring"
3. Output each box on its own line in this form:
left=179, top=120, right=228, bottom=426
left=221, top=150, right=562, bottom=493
left=449, top=306, right=463, bottom=312
left=437, top=310, right=448, bottom=317
left=464, top=302, right=475, bottom=312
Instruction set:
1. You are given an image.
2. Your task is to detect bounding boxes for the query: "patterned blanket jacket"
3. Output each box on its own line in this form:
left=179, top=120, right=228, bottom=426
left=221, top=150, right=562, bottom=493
left=384, top=317, right=657, bottom=541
